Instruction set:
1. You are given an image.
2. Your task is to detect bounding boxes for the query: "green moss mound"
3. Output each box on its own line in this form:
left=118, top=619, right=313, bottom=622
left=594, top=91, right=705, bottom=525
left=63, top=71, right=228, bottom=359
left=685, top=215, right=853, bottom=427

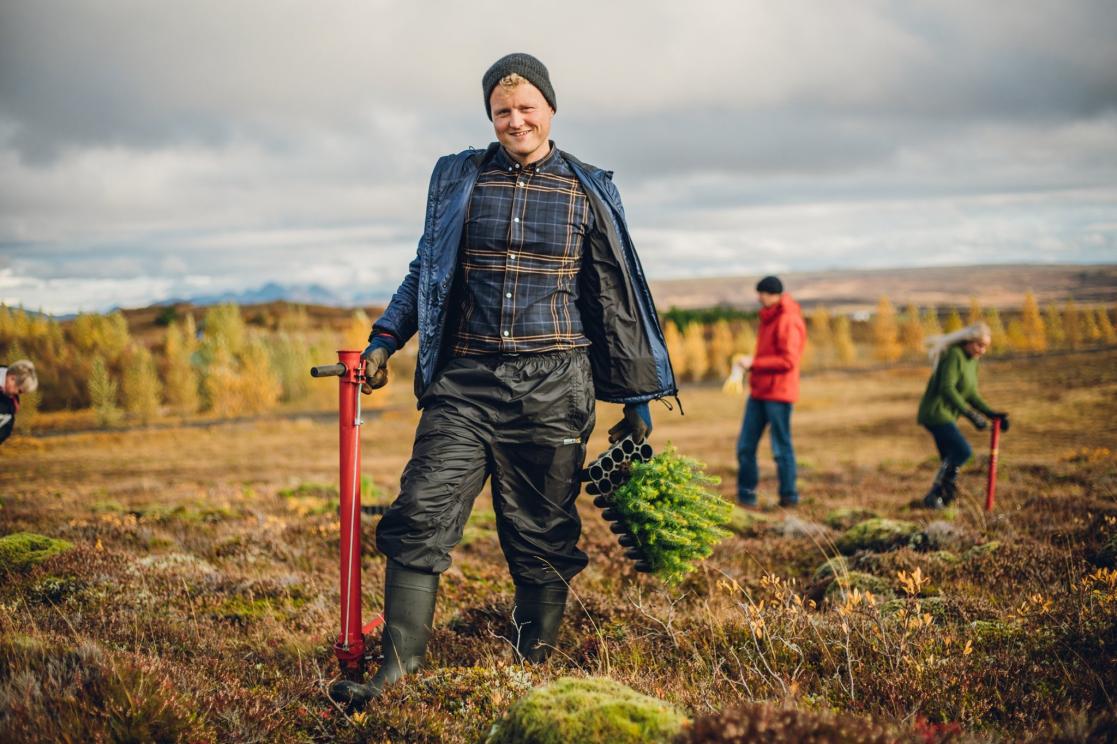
left=823, top=507, right=879, bottom=531
left=0, top=532, right=73, bottom=572
left=825, top=571, right=895, bottom=602
left=835, top=518, right=920, bottom=554
left=811, top=555, right=850, bottom=582
left=608, top=445, right=732, bottom=584
left=726, top=505, right=775, bottom=537
left=485, top=676, right=687, bottom=744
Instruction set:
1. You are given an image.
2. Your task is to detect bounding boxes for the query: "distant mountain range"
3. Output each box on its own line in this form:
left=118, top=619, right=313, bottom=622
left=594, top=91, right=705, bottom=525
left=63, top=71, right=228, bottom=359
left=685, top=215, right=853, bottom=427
left=156, top=281, right=392, bottom=309
left=136, top=263, right=1117, bottom=315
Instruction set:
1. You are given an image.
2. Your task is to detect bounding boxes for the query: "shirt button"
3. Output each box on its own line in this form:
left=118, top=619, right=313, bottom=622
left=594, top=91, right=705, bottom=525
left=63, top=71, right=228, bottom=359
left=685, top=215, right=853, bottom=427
left=505, top=292, right=512, bottom=299
left=509, top=253, right=517, bottom=260
left=518, top=181, right=525, bottom=187
left=502, top=331, right=510, bottom=337
left=513, top=217, right=520, bottom=223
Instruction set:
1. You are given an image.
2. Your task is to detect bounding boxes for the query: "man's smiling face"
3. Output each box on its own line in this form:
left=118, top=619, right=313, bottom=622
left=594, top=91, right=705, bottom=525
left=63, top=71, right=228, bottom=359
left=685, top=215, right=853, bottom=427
left=489, top=80, right=554, bottom=166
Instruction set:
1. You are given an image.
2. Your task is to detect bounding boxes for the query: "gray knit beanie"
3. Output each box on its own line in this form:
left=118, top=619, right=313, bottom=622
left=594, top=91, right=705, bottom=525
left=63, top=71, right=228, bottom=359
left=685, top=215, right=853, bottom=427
left=482, top=53, right=556, bottom=120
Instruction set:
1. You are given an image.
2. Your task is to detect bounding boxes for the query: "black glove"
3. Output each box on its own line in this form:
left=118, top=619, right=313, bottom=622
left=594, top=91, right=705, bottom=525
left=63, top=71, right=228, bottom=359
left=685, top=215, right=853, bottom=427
left=608, top=402, right=652, bottom=443
left=962, top=409, right=988, bottom=431
left=991, top=411, right=1010, bottom=432
left=359, top=344, right=390, bottom=394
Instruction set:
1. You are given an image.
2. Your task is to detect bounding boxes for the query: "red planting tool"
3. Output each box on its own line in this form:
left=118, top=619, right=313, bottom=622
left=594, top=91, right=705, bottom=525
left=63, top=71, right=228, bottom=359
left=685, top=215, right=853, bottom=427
left=984, top=417, right=1001, bottom=512
left=310, top=351, right=384, bottom=683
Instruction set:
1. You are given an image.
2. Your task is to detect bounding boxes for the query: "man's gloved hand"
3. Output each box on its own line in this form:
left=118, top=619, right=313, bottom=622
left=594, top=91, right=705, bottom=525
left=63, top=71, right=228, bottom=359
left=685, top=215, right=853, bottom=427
left=360, top=344, right=390, bottom=394
left=962, top=409, right=988, bottom=431
left=991, top=411, right=1011, bottom=432
left=608, top=402, right=652, bottom=443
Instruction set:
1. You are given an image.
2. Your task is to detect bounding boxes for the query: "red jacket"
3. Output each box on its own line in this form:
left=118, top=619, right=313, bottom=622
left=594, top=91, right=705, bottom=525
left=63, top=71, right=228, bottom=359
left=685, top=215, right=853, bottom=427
left=749, top=294, right=806, bottom=403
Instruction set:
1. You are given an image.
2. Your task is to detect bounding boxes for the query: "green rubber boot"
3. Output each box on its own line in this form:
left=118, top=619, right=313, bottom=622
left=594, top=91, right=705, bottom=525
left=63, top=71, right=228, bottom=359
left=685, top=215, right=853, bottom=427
left=329, top=560, right=439, bottom=709
left=513, top=584, right=568, bottom=663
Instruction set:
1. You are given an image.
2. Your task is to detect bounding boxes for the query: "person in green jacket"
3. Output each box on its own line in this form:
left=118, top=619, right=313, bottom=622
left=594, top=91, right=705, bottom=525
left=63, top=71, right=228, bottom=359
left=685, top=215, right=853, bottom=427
left=917, top=322, right=1009, bottom=509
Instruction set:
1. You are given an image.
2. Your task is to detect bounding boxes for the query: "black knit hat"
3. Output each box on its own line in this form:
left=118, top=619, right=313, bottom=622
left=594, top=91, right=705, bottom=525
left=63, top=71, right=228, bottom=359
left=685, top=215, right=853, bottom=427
left=756, top=275, right=784, bottom=294
left=483, top=53, right=556, bottom=120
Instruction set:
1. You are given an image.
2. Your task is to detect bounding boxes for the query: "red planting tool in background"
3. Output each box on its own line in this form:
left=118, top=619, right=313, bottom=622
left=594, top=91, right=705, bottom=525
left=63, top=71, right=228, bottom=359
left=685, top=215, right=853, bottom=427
left=310, top=351, right=384, bottom=684
left=984, top=417, right=1002, bottom=512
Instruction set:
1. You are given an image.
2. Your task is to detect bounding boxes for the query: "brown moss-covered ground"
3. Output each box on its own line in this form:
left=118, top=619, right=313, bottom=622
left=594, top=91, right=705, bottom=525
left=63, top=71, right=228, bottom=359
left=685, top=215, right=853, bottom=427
left=2, top=350, right=1116, bottom=742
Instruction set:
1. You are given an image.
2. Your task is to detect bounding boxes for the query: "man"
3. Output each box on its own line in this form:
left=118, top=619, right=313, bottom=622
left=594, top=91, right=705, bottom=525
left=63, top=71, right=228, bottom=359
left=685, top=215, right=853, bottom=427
left=331, top=53, right=677, bottom=707
left=0, top=359, right=38, bottom=445
left=735, top=276, right=806, bottom=508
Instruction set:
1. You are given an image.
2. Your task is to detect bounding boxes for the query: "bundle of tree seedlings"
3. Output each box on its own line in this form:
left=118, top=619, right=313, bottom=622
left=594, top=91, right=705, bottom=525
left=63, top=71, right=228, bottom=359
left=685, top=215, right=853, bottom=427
left=588, top=440, right=732, bottom=584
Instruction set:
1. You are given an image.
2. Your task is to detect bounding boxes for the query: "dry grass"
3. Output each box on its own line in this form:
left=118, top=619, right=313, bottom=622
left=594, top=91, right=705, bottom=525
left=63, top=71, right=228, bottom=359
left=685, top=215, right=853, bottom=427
left=2, top=351, right=1116, bottom=742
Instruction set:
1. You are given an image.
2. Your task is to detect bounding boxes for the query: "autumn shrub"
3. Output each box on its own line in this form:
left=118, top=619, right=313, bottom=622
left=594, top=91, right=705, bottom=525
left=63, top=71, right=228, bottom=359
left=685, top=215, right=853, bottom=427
left=680, top=700, right=901, bottom=743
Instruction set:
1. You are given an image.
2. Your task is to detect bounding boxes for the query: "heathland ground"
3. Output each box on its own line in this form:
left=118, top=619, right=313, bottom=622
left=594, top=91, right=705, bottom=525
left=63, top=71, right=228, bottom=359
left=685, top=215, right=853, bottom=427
left=2, top=349, right=1115, bottom=742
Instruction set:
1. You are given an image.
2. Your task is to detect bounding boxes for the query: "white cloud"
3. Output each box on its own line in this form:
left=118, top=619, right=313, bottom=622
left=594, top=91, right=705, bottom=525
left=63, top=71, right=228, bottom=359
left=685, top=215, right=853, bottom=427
left=1, top=1, right=1115, bottom=314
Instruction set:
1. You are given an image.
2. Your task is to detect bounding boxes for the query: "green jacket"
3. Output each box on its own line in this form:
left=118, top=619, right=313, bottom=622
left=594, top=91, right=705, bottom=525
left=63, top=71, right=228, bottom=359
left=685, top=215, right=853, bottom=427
left=917, top=345, right=994, bottom=427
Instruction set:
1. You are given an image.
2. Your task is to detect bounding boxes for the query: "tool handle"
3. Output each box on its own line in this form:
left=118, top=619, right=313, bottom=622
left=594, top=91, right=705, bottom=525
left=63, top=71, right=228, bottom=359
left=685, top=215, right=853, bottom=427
left=310, top=363, right=347, bottom=378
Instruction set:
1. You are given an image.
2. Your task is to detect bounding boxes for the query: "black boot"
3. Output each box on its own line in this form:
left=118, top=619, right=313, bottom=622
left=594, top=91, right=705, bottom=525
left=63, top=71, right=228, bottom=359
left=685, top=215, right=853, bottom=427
left=940, top=464, right=961, bottom=506
left=922, top=462, right=949, bottom=509
left=329, top=560, right=439, bottom=709
left=513, top=584, right=568, bottom=663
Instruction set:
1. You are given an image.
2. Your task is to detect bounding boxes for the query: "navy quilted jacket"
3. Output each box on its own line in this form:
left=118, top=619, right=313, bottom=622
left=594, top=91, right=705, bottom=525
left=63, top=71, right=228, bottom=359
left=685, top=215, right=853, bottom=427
left=373, top=143, right=678, bottom=407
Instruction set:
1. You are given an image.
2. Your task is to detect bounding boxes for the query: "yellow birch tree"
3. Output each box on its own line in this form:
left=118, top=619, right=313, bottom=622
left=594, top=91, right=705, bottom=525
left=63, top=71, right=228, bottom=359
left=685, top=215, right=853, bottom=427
left=683, top=322, right=710, bottom=381
left=122, top=343, right=162, bottom=423
left=1044, top=304, right=1065, bottom=349
left=871, top=296, right=902, bottom=363
left=1020, top=291, right=1047, bottom=353
left=163, top=320, right=199, bottom=414
left=967, top=297, right=983, bottom=326
left=89, top=355, right=122, bottom=427
left=707, top=319, right=735, bottom=379
left=922, top=307, right=943, bottom=337
left=985, top=307, right=1008, bottom=353
left=900, top=304, right=924, bottom=359
left=808, top=307, right=833, bottom=369
left=833, top=315, right=856, bottom=365
left=944, top=308, right=964, bottom=333
left=1097, top=307, right=1116, bottom=345
left=664, top=321, right=687, bottom=381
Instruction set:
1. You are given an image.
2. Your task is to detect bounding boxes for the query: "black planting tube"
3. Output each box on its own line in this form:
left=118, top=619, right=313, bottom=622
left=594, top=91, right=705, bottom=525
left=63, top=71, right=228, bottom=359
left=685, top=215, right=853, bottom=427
left=624, top=548, right=644, bottom=560
left=609, top=471, right=626, bottom=486
left=610, top=522, right=628, bottom=535
left=639, top=444, right=654, bottom=461
left=600, top=458, right=615, bottom=473
left=586, top=482, right=600, bottom=496
left=601, top=508, right=621, bottom=522
left=588, top=463, right=605, bottom=481
left=310, top=363, right=346, bottom=377
left=618, top=534, right=637, bottom=547
left=634, top=561, right=654, bottom=573
left=619, top=439, right=636, bottom=455
left=596, top=478, right=614, bottom=495
left=592, top=495, right=611, bottom=509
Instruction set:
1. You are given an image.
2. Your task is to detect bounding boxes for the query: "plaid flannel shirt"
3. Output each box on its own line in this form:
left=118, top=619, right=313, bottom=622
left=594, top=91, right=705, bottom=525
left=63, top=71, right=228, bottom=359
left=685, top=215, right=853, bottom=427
left=451, top=145, right=594, bottom=356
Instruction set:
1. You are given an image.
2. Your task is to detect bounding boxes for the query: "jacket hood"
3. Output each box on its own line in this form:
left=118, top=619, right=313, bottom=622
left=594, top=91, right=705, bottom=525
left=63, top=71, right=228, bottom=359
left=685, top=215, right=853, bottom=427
left=759, top=293, right=801, bottom=323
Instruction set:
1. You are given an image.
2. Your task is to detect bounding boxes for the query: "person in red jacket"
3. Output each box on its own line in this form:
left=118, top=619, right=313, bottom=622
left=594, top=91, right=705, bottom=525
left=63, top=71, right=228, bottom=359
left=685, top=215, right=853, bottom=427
left=735, top=276, right=807, bottom=507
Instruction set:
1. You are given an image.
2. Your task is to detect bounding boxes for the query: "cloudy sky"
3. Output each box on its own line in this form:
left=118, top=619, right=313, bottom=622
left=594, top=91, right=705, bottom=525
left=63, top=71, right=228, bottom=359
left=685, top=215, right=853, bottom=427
left=2, top=1, right=1115, bottom=314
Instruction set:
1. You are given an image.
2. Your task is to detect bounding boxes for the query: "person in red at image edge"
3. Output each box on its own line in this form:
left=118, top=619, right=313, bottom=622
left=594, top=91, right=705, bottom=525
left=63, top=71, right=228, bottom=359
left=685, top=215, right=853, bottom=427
left=0, top=359, right=37, bottom=445
left=330, top=53, right=678, bottom=708
left=734, top=276, right=806, bottom=508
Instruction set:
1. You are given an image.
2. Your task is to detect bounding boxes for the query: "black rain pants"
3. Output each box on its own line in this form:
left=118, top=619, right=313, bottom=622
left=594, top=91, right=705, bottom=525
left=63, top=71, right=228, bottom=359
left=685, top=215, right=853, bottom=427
left=376, top=351, right=595, bottom=586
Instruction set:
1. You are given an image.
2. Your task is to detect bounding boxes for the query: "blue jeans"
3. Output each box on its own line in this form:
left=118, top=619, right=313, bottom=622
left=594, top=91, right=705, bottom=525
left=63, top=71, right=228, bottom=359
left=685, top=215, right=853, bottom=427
left=737, top=397, right=798, bottom=505
left=924, top=423, right=972, bottom=468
